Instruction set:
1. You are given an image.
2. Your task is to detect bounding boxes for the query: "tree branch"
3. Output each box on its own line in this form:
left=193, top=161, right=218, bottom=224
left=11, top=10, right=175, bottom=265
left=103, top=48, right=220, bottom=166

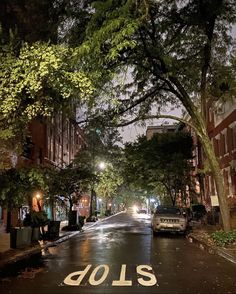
left=116, top=114, right=199, bottom=135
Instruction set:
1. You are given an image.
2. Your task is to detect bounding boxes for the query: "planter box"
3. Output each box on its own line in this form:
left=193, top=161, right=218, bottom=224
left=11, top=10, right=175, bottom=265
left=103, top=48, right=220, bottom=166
left=48, top=221, right=61, bottom=240
left=10, top=227, right=32, bottom=249
left=68, top=211, right=78, bottom=226
left=31, top=227, right=40, bottom=242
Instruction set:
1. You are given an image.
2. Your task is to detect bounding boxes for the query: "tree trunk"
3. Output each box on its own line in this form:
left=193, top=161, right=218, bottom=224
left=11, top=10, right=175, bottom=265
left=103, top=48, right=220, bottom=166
left=200, top=132, right=231, bottom=231
left=90, top=189, right=95, bottom=217
left=6, top=196, right=13, bottom=233
left=6, top=209, right=11, bottom=233
left=168, top=78, right=231, bottom=231
left=50, top=198, right=55, bottom=220
left=69, top=197, right=73, bottom=212
left=169, top=189, right=175, bottom=206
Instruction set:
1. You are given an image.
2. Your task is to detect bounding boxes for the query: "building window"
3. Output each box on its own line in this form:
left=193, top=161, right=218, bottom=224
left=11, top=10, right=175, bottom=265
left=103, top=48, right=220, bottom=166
left=220, top=133, right=226, bottom=156
left=36, top=148, right=43, bottom=164
left=232, top=169, right=236, bottom=196
left=227, top=127, right=233, bottom=152
left=210, top=176, right=215, bottom=195
left=233, top=125, right=236, bottom=150
left=23, top=137, right=33, bottom=159
left=208, top=107, right=213, bottom=123
left=213, top=138, right=219, bottom=157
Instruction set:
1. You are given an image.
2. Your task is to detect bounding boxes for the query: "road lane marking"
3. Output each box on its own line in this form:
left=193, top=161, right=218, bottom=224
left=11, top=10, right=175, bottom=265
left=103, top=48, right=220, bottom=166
left=89, top=265, right=109, bottom=286
left=64, top=264, right=92, bottom=286
left=137, top=265, right=157, bottom=286
left=112, top=264, right=132, bottom=286
left=63, top=264, right=158, bottom=287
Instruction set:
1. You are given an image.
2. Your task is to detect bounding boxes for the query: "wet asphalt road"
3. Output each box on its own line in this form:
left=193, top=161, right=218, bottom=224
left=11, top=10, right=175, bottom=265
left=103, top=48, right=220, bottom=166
left=0, top=212, right=236, bottom=294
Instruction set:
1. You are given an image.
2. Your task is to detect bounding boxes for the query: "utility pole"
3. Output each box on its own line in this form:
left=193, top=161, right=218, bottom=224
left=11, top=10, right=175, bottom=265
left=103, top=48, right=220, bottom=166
left=89, top=129, right=96, bottom=218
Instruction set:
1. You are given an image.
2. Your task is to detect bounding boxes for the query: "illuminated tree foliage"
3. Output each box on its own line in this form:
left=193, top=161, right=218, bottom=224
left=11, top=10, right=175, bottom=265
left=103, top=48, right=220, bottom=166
left=0, top=42, right=93, bottom=137
left=0, top=1, right=94, bottom=164
left=73, top=0, right=236, bottom=231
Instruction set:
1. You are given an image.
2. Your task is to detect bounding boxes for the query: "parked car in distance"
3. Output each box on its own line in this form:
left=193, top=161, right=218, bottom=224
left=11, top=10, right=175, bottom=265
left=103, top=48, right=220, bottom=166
left=190, top=204, right=207, bottom=221
left=137, top=209, right=147, bottom=214
left=152, top=206, right=187, bottom=235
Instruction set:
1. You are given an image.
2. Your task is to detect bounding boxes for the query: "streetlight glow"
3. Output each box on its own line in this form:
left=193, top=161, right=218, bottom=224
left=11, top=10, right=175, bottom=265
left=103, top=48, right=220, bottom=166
left=98, top=161, right=106, bottom=170
left=36, top=193, right=41, bottom=199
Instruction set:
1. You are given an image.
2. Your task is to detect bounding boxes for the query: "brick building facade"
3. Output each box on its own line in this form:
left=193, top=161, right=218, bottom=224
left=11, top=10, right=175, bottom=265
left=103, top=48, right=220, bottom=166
left=185, top=98, right=236, bottom=226
left=20, top=113, right=87, bottom=168
left=203, top=98, right=236, bottom=225
left=0, top=112, right=89, bottom=231
left=146, top=99, right=236, bottom=228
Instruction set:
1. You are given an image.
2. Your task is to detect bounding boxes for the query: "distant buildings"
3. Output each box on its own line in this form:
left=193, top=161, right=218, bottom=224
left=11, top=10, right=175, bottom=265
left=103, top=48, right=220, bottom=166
left=146, top=124, right=177, bottom=140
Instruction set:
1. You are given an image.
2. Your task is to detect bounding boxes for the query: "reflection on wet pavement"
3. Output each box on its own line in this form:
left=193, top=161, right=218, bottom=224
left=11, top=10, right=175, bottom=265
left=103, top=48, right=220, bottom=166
left=1, top=212, right=236, bottom=294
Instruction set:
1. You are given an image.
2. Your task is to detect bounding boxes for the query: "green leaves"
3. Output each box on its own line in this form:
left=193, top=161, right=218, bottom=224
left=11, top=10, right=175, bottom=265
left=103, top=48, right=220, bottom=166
left=77, top=0, right=140, bottom=67
left=211, top=230, right=236, bottom=247
left=123, top=132, right=193, bottom=202
left=96, top=164, right=123, bottom=201
left=0, top=167, right=48, bottom=208
left=0, top=42, right=94, bottom=125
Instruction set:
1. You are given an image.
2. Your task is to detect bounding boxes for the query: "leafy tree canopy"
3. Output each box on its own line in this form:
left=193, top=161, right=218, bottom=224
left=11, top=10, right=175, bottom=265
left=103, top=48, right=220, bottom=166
left=0, top=0, right=95, bottom=156
left=73, top=0, right=236, bottom=125
left=0, top=166, right=47, bottom=208
left=123, top=131, right=194, bottom=205
left=0, top=41, right=94, bottom=139
left=44, top=165, right=93, bottom=211
left=71, top=0, right=235, bottom=230
left=96, top=163, right=123, bottom=203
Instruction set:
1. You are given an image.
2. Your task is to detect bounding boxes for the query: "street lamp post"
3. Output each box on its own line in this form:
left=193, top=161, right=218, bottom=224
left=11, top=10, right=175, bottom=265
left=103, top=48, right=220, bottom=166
left=89, top=161, right=106, bottom=219
left=89, top=187, right=96, bottom=218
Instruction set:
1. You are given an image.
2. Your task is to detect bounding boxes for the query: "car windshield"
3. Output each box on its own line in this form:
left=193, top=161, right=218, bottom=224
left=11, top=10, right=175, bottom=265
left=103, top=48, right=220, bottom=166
left=155, top=207, right=181, bottom=215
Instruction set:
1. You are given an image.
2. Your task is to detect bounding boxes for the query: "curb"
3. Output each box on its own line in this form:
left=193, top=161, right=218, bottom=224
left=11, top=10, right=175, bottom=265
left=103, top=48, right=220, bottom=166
left=80, top=211, right=125, bottom=231
left=187, top=233, right=236, bottom=265
left=215, top=247, right=236, bottom=264
left=45, top=211, right=125, bottom=248
left=0, top=211, right=125, bottom=271
left=0, top=246, right=42, bottom=272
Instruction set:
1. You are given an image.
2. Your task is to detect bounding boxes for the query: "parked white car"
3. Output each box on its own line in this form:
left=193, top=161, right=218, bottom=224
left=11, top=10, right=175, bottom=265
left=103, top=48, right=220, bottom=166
left=152, top=206, right=187, bottom=235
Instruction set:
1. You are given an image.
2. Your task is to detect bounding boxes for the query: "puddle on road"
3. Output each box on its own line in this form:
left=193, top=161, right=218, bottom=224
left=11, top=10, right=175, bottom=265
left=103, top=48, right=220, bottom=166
left=17, top=267, right=45, bottom=279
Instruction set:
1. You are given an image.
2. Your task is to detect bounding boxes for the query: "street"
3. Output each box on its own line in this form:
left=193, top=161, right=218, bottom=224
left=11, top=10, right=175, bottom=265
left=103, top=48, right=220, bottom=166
left=0, top=212, right=236, bottom=294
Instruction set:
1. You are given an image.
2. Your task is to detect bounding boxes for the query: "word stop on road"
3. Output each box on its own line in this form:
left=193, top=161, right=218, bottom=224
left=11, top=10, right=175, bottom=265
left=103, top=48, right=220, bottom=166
left=64, top=264, right=158, bottom=287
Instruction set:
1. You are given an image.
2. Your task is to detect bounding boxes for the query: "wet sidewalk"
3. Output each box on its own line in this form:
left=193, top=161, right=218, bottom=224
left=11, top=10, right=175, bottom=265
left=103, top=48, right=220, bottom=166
left=0, top=220, right=71, bottom=255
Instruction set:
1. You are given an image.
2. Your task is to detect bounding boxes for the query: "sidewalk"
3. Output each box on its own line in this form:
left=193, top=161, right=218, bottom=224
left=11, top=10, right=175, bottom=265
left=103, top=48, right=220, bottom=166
left=187, top=222, right=236, bottom=264
left=0, top=213, right=123, bottom=272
